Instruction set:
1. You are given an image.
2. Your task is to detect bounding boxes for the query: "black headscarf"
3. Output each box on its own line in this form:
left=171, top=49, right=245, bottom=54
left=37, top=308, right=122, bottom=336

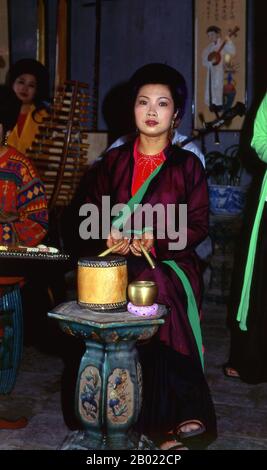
left=129, top=63, right=188, bottom=119
left=0, top=85, right=21, bottom=136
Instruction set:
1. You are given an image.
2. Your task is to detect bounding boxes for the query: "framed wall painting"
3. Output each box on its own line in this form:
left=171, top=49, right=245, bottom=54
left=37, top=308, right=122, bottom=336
left=194, top=0, right=247, bottom=130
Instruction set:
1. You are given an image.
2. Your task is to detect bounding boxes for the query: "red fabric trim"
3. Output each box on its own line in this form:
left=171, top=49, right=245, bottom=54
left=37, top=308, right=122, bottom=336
left=131, top=139, right=166, bottom=257
left=131, top=138, right=166, bottom=196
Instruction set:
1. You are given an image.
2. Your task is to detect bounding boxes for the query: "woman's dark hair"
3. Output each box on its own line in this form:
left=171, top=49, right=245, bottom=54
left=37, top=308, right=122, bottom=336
left=6, top=58, right=50, bottom=118
left=129, top=63, right=188, bottom=119
left=0, top=85, right=21, bottom=136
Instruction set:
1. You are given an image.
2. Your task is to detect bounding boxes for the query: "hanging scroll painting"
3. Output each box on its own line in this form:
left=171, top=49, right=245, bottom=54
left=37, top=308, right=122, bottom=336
left=194, top=0, right=246, bottom=130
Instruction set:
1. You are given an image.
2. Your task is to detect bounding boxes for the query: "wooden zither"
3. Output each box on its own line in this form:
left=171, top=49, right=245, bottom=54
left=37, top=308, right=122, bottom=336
left=26, top=80, right=91, bottom=210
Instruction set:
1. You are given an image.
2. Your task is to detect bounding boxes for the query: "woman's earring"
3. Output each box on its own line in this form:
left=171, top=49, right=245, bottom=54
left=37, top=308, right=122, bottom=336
left=3, top=133, right=8, bottom=147
left=169, top=119, right=175, bottom=140
left=135, top=127, right=140, bottom=135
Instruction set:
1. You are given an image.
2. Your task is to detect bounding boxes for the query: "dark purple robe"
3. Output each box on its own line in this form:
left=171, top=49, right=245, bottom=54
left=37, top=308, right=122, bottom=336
left=83, top=141, right=216, bottom=445
left=85, top=141, right=208, bottom=360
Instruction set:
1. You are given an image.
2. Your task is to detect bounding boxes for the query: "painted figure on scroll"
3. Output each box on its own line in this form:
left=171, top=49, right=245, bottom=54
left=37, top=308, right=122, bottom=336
left=6, top=58, right=50, bottom=155
left=81, top=63, right=217, bottom=450
left=202, top=25, right=236, bottom=112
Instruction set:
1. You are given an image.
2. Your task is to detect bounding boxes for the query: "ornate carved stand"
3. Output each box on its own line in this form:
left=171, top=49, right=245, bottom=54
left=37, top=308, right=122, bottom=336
left=48, top=301, right=167, bottom=450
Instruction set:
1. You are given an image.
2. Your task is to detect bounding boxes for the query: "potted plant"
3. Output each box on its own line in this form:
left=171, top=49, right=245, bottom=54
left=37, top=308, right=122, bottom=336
left=205, top=144, right=249, bottom=216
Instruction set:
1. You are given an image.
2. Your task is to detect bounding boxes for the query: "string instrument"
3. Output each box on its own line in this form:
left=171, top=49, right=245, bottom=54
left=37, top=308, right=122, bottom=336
left=26, top=80, right=91, bottom=211
left=208, top=26, right=239, bottom=66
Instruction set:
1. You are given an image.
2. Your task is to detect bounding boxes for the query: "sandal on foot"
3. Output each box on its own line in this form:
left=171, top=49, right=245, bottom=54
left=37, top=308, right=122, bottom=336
left=176, top=420, right=206, bottom=439
left=223, top=365, right=240, bottom=379
left=154, top=433, right=188, bottom=451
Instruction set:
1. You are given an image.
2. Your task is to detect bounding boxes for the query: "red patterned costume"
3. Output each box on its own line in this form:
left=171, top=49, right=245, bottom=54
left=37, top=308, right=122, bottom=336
left=0, top=146, right=48, bottom=246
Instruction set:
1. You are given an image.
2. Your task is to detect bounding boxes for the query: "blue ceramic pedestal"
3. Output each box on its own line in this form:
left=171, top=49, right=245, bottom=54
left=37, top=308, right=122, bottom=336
left=0, top=285, right=23, bottom=394
left=48, top=301, right=167, bottom=450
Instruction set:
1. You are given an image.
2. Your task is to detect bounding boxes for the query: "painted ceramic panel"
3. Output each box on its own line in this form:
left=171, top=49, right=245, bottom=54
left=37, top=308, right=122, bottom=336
left=79, top=365, right=101, bottom=423
left=107, top=368, right=133, bottom=424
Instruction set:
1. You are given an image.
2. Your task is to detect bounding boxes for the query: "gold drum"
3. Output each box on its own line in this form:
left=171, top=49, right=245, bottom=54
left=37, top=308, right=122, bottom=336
left=78, top=255, right=128, bottom=310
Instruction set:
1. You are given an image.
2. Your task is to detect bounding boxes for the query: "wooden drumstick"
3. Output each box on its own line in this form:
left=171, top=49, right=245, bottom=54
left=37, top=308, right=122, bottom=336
left=140, top=244, right=156, bottom=269
left=98, top=240, right=124, bottom=257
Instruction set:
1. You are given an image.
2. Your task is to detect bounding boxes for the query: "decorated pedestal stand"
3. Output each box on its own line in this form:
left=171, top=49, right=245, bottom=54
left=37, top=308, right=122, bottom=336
left=48, top=301, right=167, bottom=450
left=0, top=285, right=23, bottom=394
left=0, top=249, right=69, bottom=393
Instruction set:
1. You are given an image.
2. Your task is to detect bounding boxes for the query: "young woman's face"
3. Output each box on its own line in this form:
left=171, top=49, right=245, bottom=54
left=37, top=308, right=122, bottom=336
left=12, top=74, right=37, bottom=105
left=134, top=84, right=176, bottom=139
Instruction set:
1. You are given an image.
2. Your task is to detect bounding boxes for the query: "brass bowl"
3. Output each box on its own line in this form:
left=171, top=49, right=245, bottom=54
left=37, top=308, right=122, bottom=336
left=127, top=281, right=158, bottom=306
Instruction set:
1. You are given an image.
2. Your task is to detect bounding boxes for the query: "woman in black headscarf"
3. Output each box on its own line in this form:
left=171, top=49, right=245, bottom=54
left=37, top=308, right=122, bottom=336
left=81, top=63, right=217, bottom=449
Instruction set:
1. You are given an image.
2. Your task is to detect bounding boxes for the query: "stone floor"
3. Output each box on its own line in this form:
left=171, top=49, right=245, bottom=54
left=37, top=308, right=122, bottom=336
left=1, top=295, right=267, bottom=450
left=203, top=301, right=267, bottom=450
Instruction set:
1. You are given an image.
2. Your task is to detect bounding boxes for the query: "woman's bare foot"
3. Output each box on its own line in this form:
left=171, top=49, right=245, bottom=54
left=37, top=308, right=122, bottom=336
left=176, top=419, right=205, bottom=438
left=224, top=366, right=240, bottom=378
left=155, top=432, right=188, bottom=450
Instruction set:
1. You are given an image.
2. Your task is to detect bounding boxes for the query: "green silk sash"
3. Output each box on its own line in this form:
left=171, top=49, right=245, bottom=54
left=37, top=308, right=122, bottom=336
left=162, top=260, right=204, bottom=369
left=112, top=163, right=164, bottom=230
left=112, top=163, right=204, bottom=369
left=237, top=170, right=267, bottom=331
